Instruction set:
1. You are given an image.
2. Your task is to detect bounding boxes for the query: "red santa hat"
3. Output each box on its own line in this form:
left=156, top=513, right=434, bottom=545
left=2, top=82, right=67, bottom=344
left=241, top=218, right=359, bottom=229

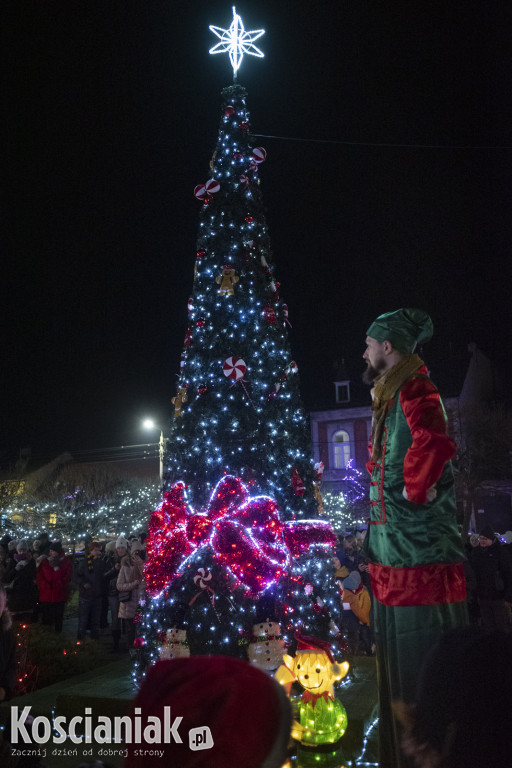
left=294, top=630, right=335, bottom=664
left=125, top=656, right=291, bottom=768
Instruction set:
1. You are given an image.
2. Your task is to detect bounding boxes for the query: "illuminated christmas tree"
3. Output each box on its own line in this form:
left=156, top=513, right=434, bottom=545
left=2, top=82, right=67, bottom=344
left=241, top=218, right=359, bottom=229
left=137, top=10, right=340, bottom=673
left=322, top=462, right=369, bottom=531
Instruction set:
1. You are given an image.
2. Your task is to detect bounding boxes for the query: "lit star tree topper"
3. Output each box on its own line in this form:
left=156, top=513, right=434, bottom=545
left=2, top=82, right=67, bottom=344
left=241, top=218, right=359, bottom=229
left=209, top=6, right=265, bottom=80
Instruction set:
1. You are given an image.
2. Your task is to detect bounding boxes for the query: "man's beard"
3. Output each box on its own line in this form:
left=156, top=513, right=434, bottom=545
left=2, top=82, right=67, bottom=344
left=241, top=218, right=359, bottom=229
left=362, top=361, right=385, bottom=386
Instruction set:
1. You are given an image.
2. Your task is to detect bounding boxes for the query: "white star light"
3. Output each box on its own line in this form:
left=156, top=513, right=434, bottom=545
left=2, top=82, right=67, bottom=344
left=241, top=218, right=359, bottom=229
left=209, top=6, right=265, bottom=78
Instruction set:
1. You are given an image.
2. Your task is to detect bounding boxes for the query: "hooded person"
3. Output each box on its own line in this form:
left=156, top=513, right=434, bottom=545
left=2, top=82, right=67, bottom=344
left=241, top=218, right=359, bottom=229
left=125, top=656, right=291, bottom=768
left=5, top=540, right=38, bottom=619
left=361, top=308, right=467, bottom=768
left=341, top=571, right=372, bottom=655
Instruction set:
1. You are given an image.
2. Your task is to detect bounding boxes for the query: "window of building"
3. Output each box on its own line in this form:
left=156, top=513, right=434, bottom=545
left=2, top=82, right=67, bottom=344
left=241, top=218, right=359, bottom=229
left=335, top=381, right=350, bottom=404
left=333, top=430, right=350, bottom=469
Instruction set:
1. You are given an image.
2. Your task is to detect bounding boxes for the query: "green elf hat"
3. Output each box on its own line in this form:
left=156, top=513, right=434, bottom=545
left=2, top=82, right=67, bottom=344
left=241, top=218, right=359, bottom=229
left=366, top=308, right=434, bottom=354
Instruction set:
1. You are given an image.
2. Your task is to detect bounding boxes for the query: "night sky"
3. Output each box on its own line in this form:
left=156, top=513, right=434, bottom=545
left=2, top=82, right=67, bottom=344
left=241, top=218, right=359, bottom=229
left=3, top=1, right=512, bottom=464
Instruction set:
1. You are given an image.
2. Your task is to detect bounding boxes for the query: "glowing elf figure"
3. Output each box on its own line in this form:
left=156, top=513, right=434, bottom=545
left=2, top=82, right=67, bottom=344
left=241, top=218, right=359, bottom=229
left=275, top=633, right=349, bottom=746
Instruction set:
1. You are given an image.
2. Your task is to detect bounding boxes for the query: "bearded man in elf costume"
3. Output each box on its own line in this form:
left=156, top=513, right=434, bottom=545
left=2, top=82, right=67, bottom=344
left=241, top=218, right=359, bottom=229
left=361, top=308, right=467, bottom=768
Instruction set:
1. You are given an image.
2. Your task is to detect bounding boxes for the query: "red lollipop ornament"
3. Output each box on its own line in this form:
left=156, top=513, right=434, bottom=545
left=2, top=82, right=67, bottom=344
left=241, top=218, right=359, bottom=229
left=223, top=356, right=247, bottom=381
left=222, top=357, right=256, bottom=411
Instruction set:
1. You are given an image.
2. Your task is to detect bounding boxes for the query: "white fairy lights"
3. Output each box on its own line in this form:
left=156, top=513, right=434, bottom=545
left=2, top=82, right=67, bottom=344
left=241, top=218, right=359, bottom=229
left=209, top=6, right=265, bottom=77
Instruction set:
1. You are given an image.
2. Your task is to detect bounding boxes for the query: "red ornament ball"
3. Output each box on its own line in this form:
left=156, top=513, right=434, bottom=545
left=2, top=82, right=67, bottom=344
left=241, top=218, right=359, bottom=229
left=196, top=250, right=206, bottom=259
left=233, top=152, right=243, bottom=160
left=252, top=147, right=267, bottom=163
left=197, top=384, right=208, bottom=395
left=205, top=178, right=220, bottom=194
left=196, top=318, right=206, bottom=328
left=224, top=105, right=235, bottom=116
left=245, top=215, right=253, bottom=223
left=240, top=122, right=249, bottom=131
left=133, top=637, right=146, bottom=648
left=193, top=184, right=207, bottom=201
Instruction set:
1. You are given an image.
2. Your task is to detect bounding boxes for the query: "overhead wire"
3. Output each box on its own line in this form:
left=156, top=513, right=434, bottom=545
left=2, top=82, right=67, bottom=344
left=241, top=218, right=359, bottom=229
left=251, top=132, right=512, bottom=151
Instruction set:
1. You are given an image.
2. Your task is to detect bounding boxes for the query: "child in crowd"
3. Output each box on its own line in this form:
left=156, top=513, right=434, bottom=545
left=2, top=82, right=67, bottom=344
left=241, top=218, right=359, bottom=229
left=333, top=552, right=349, bottom=580
left=341, top=570, right=372, bottom=655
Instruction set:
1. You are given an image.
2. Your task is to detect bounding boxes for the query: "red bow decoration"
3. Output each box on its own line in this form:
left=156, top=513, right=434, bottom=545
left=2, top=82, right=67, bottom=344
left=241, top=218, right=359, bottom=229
left=145, top=476, right=336, bottom=598
left=301, top=690, right=334, bottom=708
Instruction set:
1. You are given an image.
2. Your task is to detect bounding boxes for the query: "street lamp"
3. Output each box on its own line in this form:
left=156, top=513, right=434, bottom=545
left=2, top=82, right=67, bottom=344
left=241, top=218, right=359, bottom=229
left=142, top=419, right=167, bottom=485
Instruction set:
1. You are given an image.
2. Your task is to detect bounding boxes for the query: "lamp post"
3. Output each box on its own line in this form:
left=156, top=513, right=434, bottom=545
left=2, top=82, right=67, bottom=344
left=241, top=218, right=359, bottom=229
left=143, top=419, right=166, bottom=485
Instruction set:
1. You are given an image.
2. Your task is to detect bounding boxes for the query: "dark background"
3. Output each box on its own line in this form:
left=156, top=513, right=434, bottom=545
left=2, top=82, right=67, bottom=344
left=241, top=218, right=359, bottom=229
left=3, top=0, right=512, bottom=463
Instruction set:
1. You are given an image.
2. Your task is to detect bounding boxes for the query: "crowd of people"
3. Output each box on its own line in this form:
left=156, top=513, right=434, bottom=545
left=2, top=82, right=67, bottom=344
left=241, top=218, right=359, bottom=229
left=334, top=524, right=512, bottom=662
left=0, top=532, right=147, bottom=658
left=332, top=530, right=375, bottom=657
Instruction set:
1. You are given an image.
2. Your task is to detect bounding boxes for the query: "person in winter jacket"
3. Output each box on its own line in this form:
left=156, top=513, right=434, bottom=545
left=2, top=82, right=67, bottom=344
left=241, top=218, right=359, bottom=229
left=103, top=537, right=128, bottom=651
left=341, top=534, right=361, bottom=572
left=0, top=543, right=8, bottom=583
left=341, top=570, right=372, bottom=655
left=75, top=541, right=107, bottom=640
left=116, top=549, right=145, bottom=650
left=5, top=540, right=38, bottom=621
left=333, top=553, right=349, bottom=581
left=36, top=541, right=73, bottom=632
left=469, top=525, right=512, bottom=629
left=1, top=542, right=18, bottom=586
left=0, top=585, right=15, bottom=702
